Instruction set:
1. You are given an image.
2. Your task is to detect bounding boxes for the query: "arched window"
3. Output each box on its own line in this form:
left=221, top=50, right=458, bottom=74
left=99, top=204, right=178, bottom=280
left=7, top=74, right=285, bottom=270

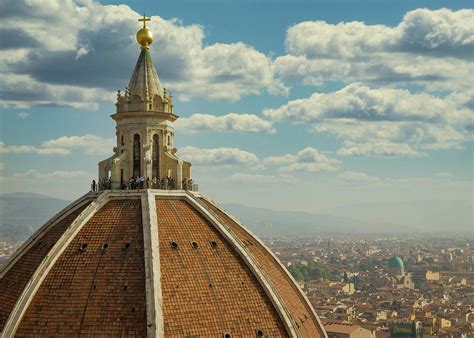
left=152, top=134, right=159, bottom=178
left=133, top=134, right=141, bottom=177
left=121, top=135, right=124, bottom=146
left=167, top=134, right=171, bottom=146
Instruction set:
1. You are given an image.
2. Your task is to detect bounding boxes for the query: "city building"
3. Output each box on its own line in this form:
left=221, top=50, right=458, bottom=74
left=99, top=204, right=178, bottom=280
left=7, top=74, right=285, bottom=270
left=324, top=323, right=375, bottom=338
left=0, top=15, right=326, bottom=338
left=388, top=256, right=405, bottom=276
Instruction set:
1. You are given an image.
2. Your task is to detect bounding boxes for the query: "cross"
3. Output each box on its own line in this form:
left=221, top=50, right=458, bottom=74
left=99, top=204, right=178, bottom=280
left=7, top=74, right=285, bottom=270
left=138, top=13, right=151, bottom=28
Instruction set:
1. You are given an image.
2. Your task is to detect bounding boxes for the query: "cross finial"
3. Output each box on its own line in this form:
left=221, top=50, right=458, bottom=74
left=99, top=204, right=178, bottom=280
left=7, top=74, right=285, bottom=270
left=138, top=13, right=151, bottom=28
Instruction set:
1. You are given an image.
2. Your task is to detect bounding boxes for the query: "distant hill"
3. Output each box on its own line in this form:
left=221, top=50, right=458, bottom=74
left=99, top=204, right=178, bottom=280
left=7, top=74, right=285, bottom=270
left=323, top=199, right=473, bottom=233
left=2, top=192, right=465, bottom=244
left=0, top=193, right=70, bottom=243
left=221, top=203, right=408, bottom=236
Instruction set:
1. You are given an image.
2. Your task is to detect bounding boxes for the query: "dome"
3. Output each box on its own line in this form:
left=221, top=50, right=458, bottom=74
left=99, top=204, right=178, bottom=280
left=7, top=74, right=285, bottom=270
left=0, top=190, right=326, bottom=337
left=388, top=255, right=404, bottom=269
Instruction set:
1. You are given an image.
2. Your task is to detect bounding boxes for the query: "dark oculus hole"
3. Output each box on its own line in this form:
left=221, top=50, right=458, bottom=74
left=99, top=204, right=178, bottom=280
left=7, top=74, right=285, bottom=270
left=192, top=241, right=199, bottom=249
left=171, top=242, right=178, bottom=250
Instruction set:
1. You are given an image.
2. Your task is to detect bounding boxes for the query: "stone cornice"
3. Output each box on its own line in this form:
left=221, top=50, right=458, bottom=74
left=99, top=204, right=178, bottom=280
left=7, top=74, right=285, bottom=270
left=111, top=111, right=179, bottom=122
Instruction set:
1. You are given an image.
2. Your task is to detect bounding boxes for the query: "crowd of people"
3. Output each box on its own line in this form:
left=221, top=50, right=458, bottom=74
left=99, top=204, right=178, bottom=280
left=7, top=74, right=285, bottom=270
left=91, top=176, right=195, bottom=192
left=91, top=178, right=111, bottom=192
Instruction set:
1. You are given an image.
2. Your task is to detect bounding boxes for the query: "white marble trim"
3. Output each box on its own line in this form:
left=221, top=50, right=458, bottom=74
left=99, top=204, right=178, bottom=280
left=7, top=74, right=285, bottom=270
left=1, top=192, right=111, bottom=337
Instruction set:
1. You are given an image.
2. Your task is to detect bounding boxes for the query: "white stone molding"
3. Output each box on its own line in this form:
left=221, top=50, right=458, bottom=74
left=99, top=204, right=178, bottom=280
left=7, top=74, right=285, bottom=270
left=193, top=193, right=328, bottom=338
left=0, top=191, right=98, bottom=279
left=1, top=191, right=111, bottom=337
left=141, top=191, right=165, bottom=338
left=183, top=193, right=299, bottom=338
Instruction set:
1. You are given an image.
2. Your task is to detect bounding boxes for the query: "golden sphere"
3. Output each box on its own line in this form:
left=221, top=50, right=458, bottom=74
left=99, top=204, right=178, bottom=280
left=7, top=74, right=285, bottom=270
left=136, top=27, right=153, bottom=47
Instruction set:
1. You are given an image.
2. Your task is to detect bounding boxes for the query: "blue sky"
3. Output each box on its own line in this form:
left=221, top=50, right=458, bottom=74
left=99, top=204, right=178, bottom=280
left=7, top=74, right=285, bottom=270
left=0, top=0, right=472, bottom=231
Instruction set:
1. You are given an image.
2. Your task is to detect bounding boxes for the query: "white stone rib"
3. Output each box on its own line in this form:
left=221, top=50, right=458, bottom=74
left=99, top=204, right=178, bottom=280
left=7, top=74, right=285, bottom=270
left=183, top=193, right=299, bottom=338
left=142, top=191, right=165, bottom=338
left=194, top=193, right=328, bottom=338
left=1, top=191, right=111, bottom=337
left=0, top=191, right=98, bottom=279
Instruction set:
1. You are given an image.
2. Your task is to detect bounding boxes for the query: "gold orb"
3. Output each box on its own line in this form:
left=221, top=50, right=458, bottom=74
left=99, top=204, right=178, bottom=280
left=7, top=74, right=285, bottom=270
left=136, top=27, right=153, bottom=47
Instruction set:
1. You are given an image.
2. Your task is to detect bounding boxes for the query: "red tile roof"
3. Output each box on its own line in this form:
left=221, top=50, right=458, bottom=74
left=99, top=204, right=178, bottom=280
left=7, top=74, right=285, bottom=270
left=156, top=198, right=287, bottom=337
left=0, top=200, right=91, bottom=330
left=16, top=199, right=147, bottom=336
left=199, top=196, right=325, bottom=337
left=0, top=192, right=326, bottom=337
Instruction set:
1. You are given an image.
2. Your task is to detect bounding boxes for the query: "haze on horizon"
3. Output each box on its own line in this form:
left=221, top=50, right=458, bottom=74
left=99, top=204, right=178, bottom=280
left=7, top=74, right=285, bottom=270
left=0, top=0, right=472, bottom=232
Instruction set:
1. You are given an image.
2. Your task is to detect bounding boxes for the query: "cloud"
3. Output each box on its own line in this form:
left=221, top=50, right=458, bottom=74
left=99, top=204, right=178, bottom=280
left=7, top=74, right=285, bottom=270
left=229, top=173, right=296, bottom=184
left=0, top=141, right=70, bottom=155
left=264, top=147, right=340, bottom=172
left=336, top=141, right=425, bottom=157
left=17, top=111, right=28, bottom=119
left=337, top=171, right=380, bottom=184
left=276, top=8, right=474, bottom=90
left=12, top=169, right=89, bottom=180
left=285, top=9, right=474, bottom=59
left=179, top=146, right=259, bottom=166
left=264, top=83, right=449, bottom=123
left=264, top=84, right=471, bottom=156
left=41, top=134, right=114, bottom=156
left=0, top=135, right=114, bottom=156
left=0, top=73, right=112, bottom=109
left=174, top=113, right=275, bottom=133
left=0, top=0, right=286, bottom=108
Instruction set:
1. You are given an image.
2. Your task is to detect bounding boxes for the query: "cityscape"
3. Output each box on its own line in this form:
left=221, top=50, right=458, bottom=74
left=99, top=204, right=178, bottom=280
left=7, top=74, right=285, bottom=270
left=1, top=230, right=473, bottom=337
left=263, top=233, right=474, bottom=337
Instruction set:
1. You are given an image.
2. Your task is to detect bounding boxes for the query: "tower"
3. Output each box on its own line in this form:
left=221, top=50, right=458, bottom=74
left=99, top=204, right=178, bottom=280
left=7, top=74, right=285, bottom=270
left=98, top=14, right=191, bottom=189
left=0, top=14, right=326, bottom=338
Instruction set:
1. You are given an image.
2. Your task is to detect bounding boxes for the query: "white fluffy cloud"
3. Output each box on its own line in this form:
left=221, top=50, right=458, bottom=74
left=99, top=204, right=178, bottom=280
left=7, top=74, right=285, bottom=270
left=179, top=146, right=259, bottom=166
left=336, top=141, right=425, bottom=157
left=0, top=0, right=285, bottom=108
left=0, top=73, right=113, bottom=109
left=174, top=113, right=275, bottom=133
left=41, top=134, right=114, bottom=155
left=265, top=83, right=450, bottom=123
left=0, top=141, right=70, bottom=155
left=285, top=9, right=474, bottom=58
left=276, top=8, right=474, bottom=90
left=264, top=84, right=471, bottom=156
left=0, top=135, right=114, bottom=156
left=264, top=147, right=340, bottom=172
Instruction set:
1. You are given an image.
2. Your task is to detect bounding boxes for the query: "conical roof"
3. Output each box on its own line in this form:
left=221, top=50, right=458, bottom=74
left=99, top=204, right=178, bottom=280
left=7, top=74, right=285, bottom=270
left=0, top=191, right=326, bottom=337
left=128, top=48, right=163, bottom=100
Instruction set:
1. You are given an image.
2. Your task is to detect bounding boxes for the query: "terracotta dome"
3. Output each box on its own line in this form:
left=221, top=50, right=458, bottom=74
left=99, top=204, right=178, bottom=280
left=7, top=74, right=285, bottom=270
left=0, top=191, right=326, bottom=337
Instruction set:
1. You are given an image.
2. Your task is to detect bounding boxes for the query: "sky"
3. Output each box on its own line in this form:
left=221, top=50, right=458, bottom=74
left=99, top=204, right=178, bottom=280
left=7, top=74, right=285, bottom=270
left=0, top=0, right=472, bottom=231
